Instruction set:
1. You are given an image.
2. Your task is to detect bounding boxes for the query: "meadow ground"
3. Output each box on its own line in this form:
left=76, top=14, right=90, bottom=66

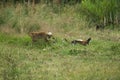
left=0, top=29, right=120, bottom=80
left=0, top=4, right=120, bottom=80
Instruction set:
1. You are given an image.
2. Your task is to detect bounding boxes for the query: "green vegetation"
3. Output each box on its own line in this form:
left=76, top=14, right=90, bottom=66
left=0, top=1, right=120, bottom=80
left=81, top=0, right=120, bottom=29
left=0, top=31, right=120, bottom=80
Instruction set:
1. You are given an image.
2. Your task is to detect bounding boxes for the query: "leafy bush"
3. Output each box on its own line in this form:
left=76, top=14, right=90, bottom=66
left=81, top=0, right=120, bottom=27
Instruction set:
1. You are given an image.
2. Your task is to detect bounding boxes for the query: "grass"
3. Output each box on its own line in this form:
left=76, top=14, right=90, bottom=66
left=0, top=3, right=120, bottom=80
left=0, top=30, right=120, bottom=80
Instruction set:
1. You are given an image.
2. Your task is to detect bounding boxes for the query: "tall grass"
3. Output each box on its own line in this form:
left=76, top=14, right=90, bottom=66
left=0, top=3, right=90, bottom=34
left=81, top=0, right=120, bottom=28
left=0, top=0, right=119, bottom=34
left=0, top=4, right=41, bottom=33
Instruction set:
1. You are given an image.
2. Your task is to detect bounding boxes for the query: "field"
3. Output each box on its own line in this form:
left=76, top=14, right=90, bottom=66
left=0, top=3, right=120, bottom=80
